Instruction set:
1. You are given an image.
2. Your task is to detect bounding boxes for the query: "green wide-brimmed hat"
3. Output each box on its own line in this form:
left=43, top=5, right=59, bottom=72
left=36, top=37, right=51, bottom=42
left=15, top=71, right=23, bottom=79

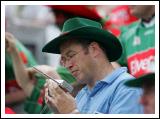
left=42, top=17, right=122, bottom=61
left=125, top=73, right=155, bottom=87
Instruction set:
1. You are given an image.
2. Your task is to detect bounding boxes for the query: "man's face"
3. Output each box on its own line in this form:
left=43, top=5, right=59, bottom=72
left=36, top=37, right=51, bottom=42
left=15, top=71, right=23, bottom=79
left=140, top=86, right=155, bottom=114
left=60, top=40, right=95, bottom=84
left=129, top=5, right=153, bottom=18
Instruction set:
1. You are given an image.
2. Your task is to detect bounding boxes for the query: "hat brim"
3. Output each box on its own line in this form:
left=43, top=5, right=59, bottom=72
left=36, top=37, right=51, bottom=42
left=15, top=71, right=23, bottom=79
left=42, top=26, right=122, bottom=62
left=125, top=73, right=155, bottom=87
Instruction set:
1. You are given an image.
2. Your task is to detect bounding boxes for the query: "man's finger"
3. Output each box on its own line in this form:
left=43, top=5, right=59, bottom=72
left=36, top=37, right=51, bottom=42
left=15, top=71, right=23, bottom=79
left=45, top=87, right=49, bottom=103
left=46, top=95, right=57, bottom=108
left=46, top=80, right=58, bottom=97
left=49, top=79, right=65, bottom=96
left=55, top=85, right=65, bottom=95
left=44, top=82, right=48, bottom=88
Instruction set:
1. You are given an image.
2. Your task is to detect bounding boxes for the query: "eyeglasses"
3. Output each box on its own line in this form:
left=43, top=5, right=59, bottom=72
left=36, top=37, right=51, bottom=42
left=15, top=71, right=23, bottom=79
left=60, top=50, right=84, bottom=67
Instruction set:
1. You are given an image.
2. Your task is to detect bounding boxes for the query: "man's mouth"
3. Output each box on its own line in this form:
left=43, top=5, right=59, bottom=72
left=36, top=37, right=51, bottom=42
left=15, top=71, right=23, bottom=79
left=71, top=70, right=79, bottom=77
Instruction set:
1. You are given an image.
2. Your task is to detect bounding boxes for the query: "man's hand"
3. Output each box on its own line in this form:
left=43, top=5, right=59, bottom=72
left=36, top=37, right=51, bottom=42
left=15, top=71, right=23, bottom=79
left=5, top=32, right=17, bottom=53
left=45, top=79, right=78, bottom=114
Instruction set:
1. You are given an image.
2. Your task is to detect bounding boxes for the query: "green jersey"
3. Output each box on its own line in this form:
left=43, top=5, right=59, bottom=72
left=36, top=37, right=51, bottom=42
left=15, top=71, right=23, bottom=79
left=24, top=75, right=52, bottom=114
left=118, top=18, right=155, bottom=78
left=118, top=19, right=155, bottom=77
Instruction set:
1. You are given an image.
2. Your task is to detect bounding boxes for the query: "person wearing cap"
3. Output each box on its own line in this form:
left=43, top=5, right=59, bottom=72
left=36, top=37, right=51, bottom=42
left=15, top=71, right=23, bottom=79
left=5, top=32, right=76, bottom=114
left=47, top=5, right=102, bottom=29
left=43, top=17, right=143, bottom=114
left=113, top=5, right=155, bottom=78
left=125, top=73, right=155, bottom=114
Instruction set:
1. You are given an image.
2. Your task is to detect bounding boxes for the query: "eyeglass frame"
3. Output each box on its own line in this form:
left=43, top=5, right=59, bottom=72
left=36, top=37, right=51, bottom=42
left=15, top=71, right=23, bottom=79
left=60, top=49, right=85, bottom=67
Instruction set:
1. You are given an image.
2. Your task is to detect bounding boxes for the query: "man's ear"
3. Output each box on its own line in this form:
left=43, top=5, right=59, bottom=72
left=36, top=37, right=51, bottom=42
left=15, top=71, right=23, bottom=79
left=88, top=42, right=101, bottom=58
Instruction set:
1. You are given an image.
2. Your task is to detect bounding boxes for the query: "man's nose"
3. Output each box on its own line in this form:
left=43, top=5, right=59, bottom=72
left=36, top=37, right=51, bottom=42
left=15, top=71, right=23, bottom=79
left=65, top=59, right=74, bottom=70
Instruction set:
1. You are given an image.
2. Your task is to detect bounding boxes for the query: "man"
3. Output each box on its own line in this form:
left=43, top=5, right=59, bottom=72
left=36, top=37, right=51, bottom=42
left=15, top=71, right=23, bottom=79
left=113, top=5, right=155, bottom=78
left=42, top=17, right=143, bottom=114
left=125, top=73, right=155, bottom=114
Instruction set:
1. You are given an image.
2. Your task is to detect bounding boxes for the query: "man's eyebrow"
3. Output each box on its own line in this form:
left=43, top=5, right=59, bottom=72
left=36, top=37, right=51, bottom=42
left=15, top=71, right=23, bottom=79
left=63, top=50, right=75, bottom=56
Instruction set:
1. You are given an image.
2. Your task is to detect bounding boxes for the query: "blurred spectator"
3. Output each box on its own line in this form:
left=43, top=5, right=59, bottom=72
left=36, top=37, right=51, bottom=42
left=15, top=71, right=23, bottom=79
left=47, top=5, right=102, bottom=30
left=103, top=5, right=138, bottom=37
left=5, top=32, right=37, bottom=113
left=5, top=32, right=54, bottom=114
left=113, top=5, right=155, bottom=78
left=5, top=32, right=77, bottom=114
left=125, top=73, right=155, bottom=114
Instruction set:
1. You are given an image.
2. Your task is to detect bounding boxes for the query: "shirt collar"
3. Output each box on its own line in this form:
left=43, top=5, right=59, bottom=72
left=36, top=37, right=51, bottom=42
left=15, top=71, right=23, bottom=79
left=83, top=67, right=128, bottom=92
left=99, top=67, right=128, bottom=84
left=83, top=67, right=127, bottom=96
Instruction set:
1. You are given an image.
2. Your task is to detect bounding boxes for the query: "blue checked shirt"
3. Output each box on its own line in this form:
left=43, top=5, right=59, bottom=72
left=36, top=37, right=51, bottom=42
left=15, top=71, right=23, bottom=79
left=75, top=67, right=144, bottom=114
